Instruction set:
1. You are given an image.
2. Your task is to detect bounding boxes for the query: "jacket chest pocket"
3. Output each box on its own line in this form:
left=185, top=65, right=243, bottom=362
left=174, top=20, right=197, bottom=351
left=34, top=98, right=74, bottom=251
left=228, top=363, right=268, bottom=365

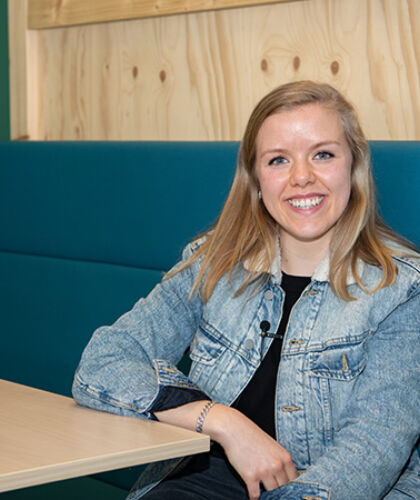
left=308, top=336, right=368, bottom=447
left=190, top=330, right=224, bottom=364
left=188, top=321, right=228, bottom=394
left=309, top=340, right=368, bottom=381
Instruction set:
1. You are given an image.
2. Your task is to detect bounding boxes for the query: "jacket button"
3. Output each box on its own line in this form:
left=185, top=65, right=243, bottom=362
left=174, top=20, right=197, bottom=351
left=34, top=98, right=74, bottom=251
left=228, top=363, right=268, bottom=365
left=264, top=289, right=274, bottom=300
left=244, top=338, right=254, bottom=350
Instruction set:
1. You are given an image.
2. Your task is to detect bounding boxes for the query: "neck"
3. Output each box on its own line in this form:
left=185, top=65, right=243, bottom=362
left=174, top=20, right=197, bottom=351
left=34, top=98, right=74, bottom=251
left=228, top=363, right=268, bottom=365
left=280, top=234, right=330, bottom=277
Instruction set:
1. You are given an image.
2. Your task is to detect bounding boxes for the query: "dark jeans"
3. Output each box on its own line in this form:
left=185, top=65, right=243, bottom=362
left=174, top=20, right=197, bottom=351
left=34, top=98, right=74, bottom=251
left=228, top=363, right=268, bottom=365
left=140, top=452, right=249, bottom=499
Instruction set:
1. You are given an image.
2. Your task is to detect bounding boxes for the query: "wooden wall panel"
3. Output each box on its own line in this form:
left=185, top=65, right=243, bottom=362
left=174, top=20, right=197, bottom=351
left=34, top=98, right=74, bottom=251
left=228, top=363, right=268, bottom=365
left=28, top=0, right=294, bottom=29
left=9, top=0, right=420, bottom=140
left=8, top=0, right=41, bottom=141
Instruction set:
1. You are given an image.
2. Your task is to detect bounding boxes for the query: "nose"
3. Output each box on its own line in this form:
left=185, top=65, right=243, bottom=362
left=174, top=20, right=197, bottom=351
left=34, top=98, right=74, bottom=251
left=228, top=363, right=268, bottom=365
left=289, top=158, right=315, bottom=187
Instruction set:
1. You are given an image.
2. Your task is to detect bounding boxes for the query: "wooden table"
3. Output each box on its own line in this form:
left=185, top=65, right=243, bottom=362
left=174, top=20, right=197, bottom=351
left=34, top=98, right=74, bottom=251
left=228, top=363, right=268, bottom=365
left=0, top=379, right=210, bottom=493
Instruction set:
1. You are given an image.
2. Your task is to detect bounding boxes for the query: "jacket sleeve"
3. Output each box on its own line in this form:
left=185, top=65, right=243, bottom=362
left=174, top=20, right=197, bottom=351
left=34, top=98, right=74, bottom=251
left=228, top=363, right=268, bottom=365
left=72, top=242, right=206, bottom=419
left=261, top=286, right=420, bottom=500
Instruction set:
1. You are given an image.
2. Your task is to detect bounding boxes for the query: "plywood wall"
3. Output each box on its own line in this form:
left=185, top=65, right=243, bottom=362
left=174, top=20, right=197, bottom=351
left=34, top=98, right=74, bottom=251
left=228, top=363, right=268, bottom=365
left=9, top=0, right=420, bottom=141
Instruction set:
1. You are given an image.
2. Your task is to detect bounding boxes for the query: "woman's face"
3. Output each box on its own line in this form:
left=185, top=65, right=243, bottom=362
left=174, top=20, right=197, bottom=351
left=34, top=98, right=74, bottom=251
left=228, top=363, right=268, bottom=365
left=256, top=103, right=352, bottom=250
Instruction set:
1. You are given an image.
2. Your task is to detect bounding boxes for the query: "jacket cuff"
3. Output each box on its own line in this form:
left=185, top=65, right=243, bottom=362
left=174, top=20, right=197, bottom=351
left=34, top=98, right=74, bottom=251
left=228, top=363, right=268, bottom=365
left=147, top=359, right=208, bottom=414
left=154, top=359, right=203, bottom=390
left=150, top=386, right=209, bottom=413
left=260, top=481, right=330, bottom=499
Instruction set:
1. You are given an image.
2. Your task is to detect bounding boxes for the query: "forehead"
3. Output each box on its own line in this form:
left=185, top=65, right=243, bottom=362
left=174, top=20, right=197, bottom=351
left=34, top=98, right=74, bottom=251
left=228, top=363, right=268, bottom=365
left=256, top=104, right=346, bottom=148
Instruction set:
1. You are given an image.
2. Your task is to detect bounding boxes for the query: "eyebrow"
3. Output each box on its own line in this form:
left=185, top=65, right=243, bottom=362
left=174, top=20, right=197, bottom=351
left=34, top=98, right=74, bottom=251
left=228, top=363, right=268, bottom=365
left=312, top=140, right=342, bottom=149
left=259, top=140, right=342, bottom=158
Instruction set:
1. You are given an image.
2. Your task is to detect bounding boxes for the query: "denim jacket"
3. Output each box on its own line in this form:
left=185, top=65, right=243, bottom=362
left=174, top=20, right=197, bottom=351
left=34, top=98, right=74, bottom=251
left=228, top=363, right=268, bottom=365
left=73, top=240, right=420, bottom=499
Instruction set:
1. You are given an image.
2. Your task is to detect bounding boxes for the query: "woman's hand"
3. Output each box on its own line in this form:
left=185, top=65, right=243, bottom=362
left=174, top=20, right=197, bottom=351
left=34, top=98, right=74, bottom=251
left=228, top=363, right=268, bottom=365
left=156, top=401, right=297, bottom=499
left=205, top=404, right=297, bottom=499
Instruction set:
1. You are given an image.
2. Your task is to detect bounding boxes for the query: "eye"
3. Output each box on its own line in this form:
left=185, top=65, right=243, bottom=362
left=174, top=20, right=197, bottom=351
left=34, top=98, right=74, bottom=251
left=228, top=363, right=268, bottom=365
left=314, top=151, right=334, bottom=160
left=268, top=156, right=288, bottom=166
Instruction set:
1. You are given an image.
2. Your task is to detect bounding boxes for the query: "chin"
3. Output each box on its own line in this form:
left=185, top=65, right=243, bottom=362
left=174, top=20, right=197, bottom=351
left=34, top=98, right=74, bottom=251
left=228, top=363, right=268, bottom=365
left=285, top=227, right=334, bottom=244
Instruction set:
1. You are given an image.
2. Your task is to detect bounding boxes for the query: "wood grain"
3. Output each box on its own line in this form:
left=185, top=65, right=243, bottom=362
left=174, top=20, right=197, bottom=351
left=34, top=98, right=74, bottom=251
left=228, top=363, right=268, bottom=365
left=0, top=380, right=209, bottom=493
left=8, top=0, right=29, bottom=140
left=27, top=0, right=300, bottom=29
left=9, top=0, right=420, bottom=140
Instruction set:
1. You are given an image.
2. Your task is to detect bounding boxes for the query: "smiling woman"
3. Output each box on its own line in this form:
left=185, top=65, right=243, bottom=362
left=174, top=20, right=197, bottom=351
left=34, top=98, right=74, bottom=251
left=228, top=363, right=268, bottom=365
left=178, top=82, right=415, bottom=302
left=73, top=81, right=420, bottom=500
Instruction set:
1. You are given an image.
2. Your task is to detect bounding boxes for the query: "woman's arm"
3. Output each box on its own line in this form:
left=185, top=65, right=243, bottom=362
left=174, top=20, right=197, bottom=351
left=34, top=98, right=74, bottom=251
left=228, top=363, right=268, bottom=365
left=72, top=243, right=204, bottom=418
left=72, top=240, right=297, bottom=499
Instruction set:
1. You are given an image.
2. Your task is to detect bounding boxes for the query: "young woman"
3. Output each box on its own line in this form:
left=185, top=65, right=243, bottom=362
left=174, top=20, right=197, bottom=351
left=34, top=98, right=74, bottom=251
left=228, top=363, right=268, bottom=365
left=73, top=81, right=420, bottom=500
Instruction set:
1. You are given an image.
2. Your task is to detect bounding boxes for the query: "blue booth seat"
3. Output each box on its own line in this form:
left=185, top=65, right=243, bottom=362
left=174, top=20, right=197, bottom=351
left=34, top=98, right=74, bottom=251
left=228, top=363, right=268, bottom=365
left=0, top=141, right=419, bottom=498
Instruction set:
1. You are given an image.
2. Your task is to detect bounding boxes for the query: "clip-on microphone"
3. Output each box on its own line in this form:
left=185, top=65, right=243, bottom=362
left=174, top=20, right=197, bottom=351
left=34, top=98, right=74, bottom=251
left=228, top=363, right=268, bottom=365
left=259, top=320, right=283, bottom=340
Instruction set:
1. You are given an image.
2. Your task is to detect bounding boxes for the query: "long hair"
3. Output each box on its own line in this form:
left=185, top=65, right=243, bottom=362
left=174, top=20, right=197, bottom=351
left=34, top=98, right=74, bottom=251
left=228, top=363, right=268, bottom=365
left=170, top=81, right=416, bottom=301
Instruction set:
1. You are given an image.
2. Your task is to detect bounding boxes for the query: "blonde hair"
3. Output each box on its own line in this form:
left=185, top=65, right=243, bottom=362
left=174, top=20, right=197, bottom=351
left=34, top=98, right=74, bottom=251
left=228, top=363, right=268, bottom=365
left=170, top=81, right=416, bottom=301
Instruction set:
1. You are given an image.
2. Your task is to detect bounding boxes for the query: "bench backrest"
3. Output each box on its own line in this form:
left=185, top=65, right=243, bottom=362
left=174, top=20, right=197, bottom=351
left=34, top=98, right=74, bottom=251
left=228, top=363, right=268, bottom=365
left=0, top=141, right=419, bottom=396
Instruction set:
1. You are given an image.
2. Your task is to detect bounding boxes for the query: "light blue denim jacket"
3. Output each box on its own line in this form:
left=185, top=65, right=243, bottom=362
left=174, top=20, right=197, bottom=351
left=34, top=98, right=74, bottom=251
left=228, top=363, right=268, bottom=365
left=73, top=240, right=420, bottom=499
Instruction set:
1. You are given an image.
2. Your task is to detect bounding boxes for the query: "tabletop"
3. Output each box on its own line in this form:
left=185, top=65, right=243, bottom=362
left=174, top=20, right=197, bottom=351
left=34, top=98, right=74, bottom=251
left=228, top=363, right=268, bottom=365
left=0, top=379, right=209, bottom=492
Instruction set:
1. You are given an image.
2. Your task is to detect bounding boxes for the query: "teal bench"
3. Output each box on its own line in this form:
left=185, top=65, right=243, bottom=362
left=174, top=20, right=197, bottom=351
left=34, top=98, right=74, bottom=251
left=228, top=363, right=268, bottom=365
left=0, top=141, right=419, bottom=498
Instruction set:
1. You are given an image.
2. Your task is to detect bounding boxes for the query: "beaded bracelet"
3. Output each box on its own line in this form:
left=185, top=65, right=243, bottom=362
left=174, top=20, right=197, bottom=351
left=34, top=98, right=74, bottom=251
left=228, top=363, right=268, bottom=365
left=195, top=401, right=215, bottom=433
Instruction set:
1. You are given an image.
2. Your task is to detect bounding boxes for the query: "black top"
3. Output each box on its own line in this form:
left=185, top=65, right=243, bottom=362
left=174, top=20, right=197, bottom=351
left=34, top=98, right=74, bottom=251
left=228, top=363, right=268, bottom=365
left=231, top=272, right=311, bottom=438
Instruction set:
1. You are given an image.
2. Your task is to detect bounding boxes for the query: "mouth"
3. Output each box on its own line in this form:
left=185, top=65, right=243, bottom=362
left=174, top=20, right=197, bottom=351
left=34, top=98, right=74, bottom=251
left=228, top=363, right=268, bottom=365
left=287, top=196, right=324, bottom=210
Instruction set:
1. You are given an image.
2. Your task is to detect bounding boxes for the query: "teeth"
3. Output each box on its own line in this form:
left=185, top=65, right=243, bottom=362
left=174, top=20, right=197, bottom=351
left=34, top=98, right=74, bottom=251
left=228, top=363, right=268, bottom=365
left=288, top=196, right=324, bottom=209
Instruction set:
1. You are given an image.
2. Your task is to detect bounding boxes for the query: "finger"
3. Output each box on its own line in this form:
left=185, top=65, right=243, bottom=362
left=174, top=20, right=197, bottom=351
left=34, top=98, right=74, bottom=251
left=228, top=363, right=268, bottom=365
left=284, top=460, right=298, bottom=482
left=246, top=479, right=261, bottom=500
left=261, top=474, right=281, bottom=491
left=273, top=467, right=297, bottom=488
left=272, top=469, right=289, bottom=488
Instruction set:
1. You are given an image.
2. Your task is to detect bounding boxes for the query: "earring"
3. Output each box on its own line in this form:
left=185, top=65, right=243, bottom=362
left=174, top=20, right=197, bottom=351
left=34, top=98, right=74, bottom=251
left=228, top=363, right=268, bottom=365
left=258, top=190, right=262, bottom=200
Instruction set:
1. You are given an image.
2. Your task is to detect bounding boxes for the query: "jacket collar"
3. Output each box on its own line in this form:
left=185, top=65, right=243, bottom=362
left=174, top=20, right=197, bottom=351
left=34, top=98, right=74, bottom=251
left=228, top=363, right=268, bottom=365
left=311, top=253, right=364, bottom=285
left=243, top=240, right=365, bottom=286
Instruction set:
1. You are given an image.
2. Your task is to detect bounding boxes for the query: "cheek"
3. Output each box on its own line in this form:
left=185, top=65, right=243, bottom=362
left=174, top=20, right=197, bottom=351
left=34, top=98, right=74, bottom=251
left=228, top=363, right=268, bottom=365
left=258, top=173, right=272, bottom=197
left=258, top=169, right=287, bottom=193
left=256, top=166, right=267, bottom=188
left=333, top=171, right=352, bottom=211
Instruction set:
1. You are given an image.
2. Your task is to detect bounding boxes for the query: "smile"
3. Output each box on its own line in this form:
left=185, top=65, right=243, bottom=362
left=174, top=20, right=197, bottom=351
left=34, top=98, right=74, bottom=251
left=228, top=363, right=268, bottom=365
left=288, top=196, right=324, bottom=209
